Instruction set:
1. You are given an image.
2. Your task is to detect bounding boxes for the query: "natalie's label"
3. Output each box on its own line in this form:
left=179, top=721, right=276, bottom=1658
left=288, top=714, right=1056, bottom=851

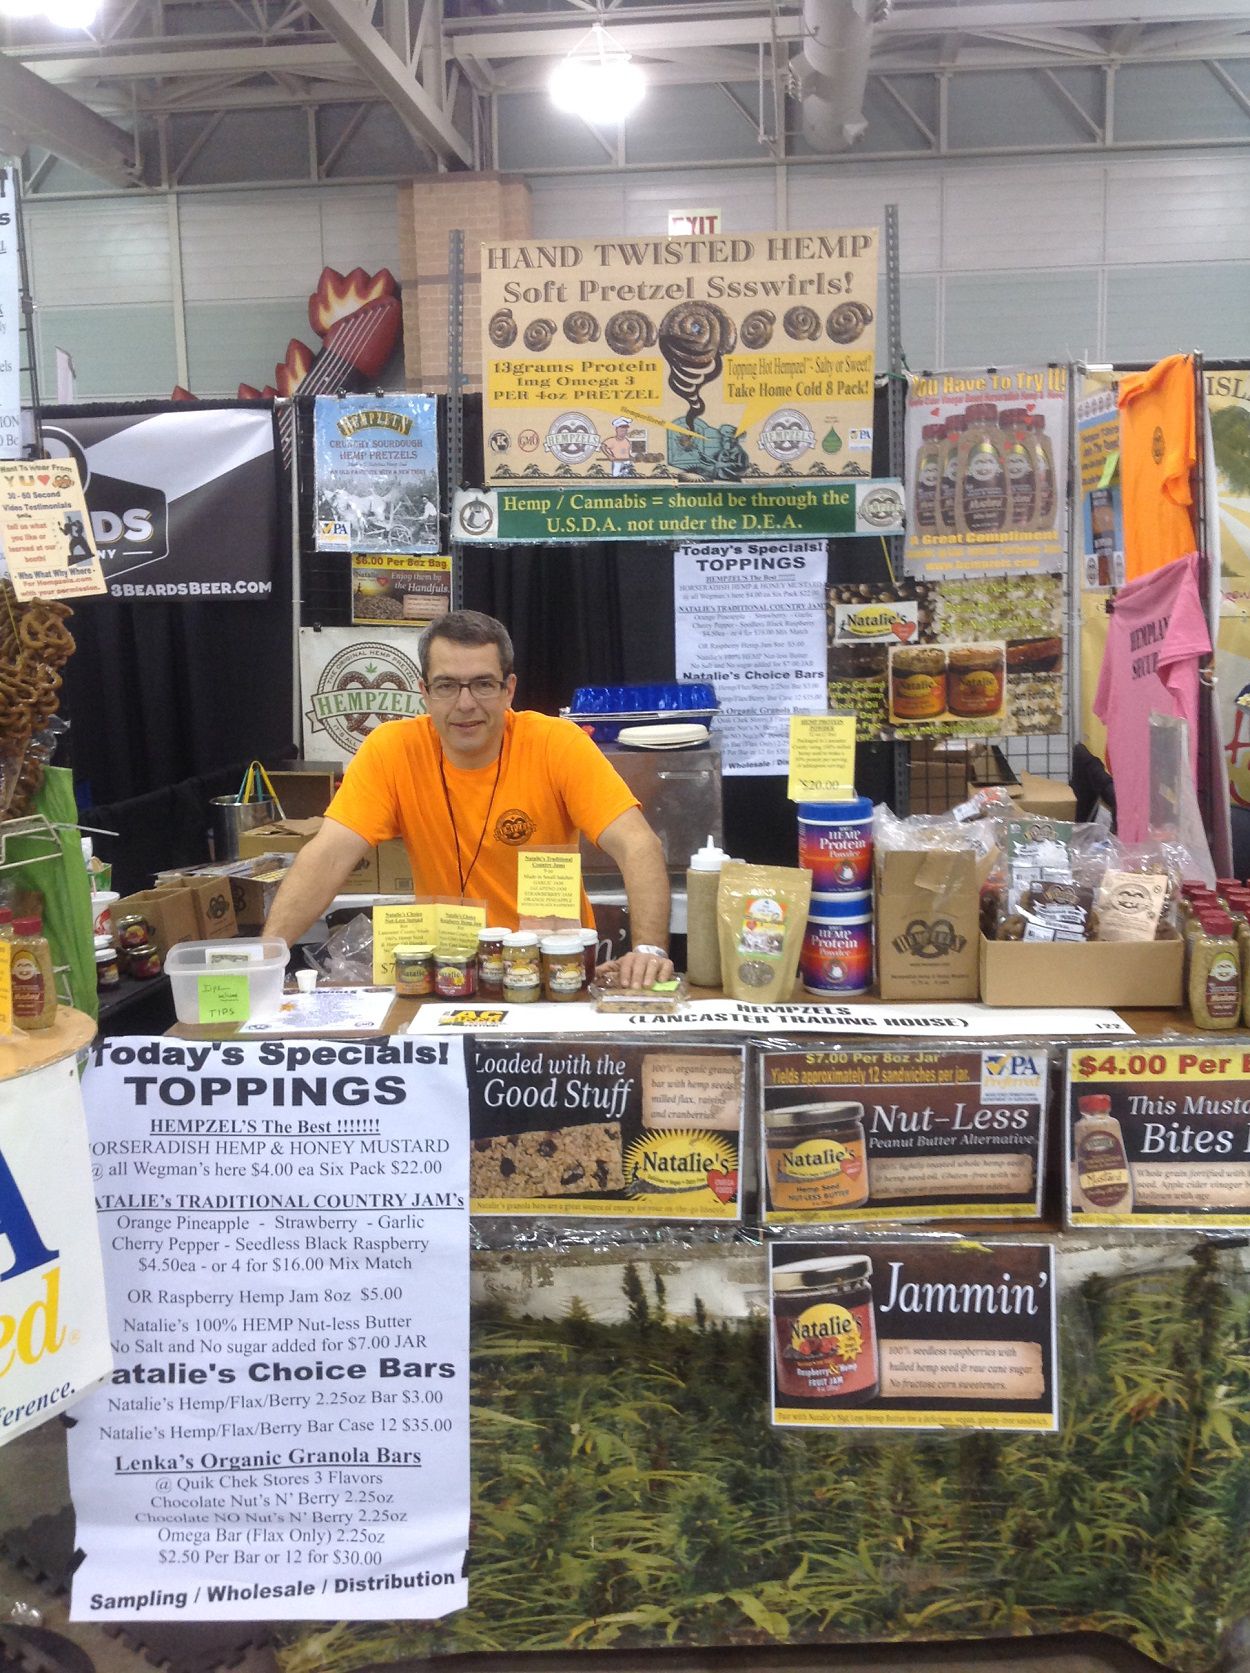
left=770, top=1239, right=1058, bottom=1431
left=1066, top=1044, right=1250, bottom=1227
left=10, top=948, right=46, bottom=1020
left=760, top=1046, right=1048, bottom=1224
left=68, top=1038, right=470, bottom=1622
left=1206, top=953, right=1241, bottom=1020
left=466, top=1041, right=744, bottom=1219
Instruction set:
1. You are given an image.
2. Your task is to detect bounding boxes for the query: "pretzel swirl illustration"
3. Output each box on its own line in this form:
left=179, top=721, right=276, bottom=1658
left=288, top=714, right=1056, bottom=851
left=562, top=310, right=600, bottom=346
left=488, top=308, right=517, bottom=348
left=522, top=318, right=557, bottom=352
left=658, top=301, right=736, bottom=418
left=740, top=309, right=775, bottom=350
left=604, top=309, right=657, bottom=355
left=826, top=300, right=873, bottom=343
left=783, top=305, right=822, bottom=341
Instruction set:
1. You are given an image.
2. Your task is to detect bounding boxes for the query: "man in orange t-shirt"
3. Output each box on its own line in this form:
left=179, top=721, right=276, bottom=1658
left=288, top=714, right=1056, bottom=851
left=264, top=610, right=674, bottom=988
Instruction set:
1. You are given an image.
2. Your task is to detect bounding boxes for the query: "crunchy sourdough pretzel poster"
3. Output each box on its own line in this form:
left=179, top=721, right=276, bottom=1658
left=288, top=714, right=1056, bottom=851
left=480, top=230, right=878, bottom=485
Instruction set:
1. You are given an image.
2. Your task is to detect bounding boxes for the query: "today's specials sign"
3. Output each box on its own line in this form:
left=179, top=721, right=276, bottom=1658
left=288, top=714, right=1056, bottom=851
left=480, top=229, right=878, bottom=486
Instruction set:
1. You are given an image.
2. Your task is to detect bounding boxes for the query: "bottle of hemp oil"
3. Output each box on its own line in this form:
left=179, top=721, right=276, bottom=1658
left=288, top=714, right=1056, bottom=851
left=913, top=423, right=943, bottom=532
left=936, top=414, right=967, bottom=533
left=1072, top=1094, right=1134, bottom=1215
left=955, top=402, right=1009, bottom=536
left=1000, top=407, right=1037, bottom=530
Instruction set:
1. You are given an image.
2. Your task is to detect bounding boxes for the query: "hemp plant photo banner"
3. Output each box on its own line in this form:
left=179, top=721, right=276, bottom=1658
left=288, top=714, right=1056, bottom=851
left=480, top=229, right=878, bottom=485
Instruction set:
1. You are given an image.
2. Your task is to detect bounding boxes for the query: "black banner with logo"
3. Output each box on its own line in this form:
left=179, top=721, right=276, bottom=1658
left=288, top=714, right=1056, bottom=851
left=42, top=402, right=280, bottom=598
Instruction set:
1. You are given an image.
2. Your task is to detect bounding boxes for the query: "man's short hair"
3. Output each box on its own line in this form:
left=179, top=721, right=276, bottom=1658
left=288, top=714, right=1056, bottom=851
left=418, top=610, right=514, bottom=680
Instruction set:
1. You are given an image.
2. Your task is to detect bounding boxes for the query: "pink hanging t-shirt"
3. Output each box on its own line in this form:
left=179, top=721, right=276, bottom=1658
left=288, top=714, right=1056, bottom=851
left=1094, top=551, right=1210, bottom=842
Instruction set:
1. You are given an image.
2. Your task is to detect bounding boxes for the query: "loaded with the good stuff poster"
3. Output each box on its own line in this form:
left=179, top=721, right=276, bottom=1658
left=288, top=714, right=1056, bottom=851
left=466, top=1038, right=744, bottom=1218
left=759, top=1045, right=1048, bottom=1224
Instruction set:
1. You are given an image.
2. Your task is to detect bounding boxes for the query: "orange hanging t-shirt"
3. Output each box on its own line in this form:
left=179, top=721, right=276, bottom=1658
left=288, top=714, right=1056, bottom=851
left=1117, top=353, right=1197, bottom=582
left=325, top=710, right=640, bottom=929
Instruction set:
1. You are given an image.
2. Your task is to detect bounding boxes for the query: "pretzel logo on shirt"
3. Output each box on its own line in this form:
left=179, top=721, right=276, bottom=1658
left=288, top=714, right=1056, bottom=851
left=1152, top=425, right=1164, bottom=464
left=495, top=808, right=536, bottom=845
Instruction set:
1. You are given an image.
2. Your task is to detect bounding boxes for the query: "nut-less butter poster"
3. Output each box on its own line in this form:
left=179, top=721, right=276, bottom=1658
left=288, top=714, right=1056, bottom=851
left=466, top=1040, right=744, bottom=1219
left=759, top=1046, right=1048, bottom=1225
left=480, top=230, right=877, bottom=485
left=769, top=1239, right=1058, bottom=1431
left=903, top=366, right=1069, bottom=579
left=1065, top=1043, right=1250, bottom=1229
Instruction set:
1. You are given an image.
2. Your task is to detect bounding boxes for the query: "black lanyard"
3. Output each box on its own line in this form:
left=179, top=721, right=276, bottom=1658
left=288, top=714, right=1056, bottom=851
left=437, top=745, right=504, bottom=901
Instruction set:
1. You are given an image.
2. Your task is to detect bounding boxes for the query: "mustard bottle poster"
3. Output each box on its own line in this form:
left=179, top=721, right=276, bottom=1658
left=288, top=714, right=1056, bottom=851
left=480, top=230, right=878, bottom=485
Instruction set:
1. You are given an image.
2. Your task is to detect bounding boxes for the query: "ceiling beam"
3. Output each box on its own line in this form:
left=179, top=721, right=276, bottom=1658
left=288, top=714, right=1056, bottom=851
left=26, top=42, right=352, bottom=83
left=0, top=54, right=137, bottom=185
left=300, top=0, right=471, bottom=164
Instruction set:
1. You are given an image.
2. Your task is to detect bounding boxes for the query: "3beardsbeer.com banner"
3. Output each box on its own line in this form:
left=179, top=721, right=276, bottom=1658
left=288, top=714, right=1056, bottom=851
left=480, top=230, right=878, bottom=485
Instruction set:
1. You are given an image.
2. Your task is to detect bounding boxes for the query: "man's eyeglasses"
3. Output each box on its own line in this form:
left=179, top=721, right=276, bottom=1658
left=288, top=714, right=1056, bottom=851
left=424, top=676, right=509, bottom=701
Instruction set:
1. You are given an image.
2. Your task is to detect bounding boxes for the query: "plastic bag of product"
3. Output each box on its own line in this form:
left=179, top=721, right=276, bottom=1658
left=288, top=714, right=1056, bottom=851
left=716, top=863, right=811, bottom=1001
left=1091, top=838, right=1193, bottom=942
left=307, top=912, right=373, bottom=983
left=872, top=804, right=1000, bottom=865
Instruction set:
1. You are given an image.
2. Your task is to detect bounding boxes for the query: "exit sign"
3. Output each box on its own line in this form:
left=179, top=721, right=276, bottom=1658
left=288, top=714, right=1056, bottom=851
left=668, top=208, right=723, bottom=235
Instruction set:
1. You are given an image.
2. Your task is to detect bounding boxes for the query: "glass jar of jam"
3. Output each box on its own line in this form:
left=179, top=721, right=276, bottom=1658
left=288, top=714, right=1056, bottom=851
left=476, top=927, right=508, bottom=999
left=541, top=933, right=585, bottom=1002
left=764, top=1101, right=869, bottom=1215
left=114, top=912, right=156, bottom=952
left=502, top=931, right=541, bottom=1003
left=579, top=927, right=599, bottom=986
left=126, top=941, right=163, bottom=980
left=772, top=1255, right=879, bottom=1406
left=393, top=943, right=435, bottom=997
left=95, top=934, right=121, bottom=991
left=435, top=951, right=476, bottom=999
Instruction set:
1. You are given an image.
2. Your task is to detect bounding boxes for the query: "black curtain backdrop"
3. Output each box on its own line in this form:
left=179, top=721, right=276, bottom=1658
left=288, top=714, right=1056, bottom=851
left=49, top=399, right=293, bottom=811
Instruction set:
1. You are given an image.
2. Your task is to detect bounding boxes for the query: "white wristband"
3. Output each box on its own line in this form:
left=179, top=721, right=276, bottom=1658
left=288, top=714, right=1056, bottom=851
left=632, top=944, right=668, bottom=958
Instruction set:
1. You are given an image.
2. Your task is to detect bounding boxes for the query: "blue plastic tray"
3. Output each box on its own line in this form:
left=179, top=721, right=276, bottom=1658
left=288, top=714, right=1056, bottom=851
left=568, top=682, right=718, bottom=715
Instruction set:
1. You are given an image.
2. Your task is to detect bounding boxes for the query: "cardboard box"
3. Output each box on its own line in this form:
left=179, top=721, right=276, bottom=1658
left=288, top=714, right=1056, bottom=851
left=979, top=934, right=1183, bottom=1008
left=1014, top=772, right=1077, bottom=820
left=110, top=886, right=200, bottom=958
left=376, top=839, right=413, bottom=894
left=237, top=818, right=324, bottom=861
left=876, top=849, right=982, bottom=1001
left=183, top=874, right=236, bottom=940
left=160, top=854, right=297, bottom=937
left=238, top=818, right=378, bottom=893
left=268, top=769, right=338, bottom=820
left=908, top=741, right=974, bottom=814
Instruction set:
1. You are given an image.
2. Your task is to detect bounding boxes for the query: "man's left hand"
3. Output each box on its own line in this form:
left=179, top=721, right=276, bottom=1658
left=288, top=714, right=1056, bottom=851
left=612, top=946, right=675, bottom=990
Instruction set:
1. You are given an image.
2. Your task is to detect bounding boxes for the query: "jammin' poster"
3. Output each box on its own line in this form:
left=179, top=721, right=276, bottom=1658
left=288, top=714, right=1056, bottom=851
left=480, top=230, right=877, bottom=485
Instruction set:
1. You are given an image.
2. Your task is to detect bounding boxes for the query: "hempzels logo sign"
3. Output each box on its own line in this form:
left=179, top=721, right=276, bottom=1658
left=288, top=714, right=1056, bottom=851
left=0, top=1144, right=65, bottom=1383
left=42, top=426, right=167, bottom=574
left=305, top=636, right=425, bottom=758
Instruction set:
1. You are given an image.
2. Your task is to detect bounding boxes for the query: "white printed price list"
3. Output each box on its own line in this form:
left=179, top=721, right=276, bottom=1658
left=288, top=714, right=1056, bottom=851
left=68, top=1038, right=470, bottom=1623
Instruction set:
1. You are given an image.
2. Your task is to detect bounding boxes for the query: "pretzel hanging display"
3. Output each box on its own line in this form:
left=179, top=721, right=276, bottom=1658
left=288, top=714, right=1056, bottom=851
left=0, top=578, right=75, bottom=817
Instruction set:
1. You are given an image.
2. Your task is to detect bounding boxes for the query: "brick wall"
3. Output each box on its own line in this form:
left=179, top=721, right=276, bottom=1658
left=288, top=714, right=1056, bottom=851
left=397, top=172, right=531, bottom=393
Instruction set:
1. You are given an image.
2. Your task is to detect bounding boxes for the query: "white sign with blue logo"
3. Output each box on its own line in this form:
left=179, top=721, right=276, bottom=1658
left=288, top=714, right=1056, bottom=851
left=0, top=1056, right=112, bottom=1446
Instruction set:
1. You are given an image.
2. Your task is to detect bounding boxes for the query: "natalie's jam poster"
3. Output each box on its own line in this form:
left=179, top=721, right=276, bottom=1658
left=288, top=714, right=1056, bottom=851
left=769, top=1239, right=1058, bottom=1431
left=760, top=1047, right=1048, bottom=1226
left=466, top=1040, right=743, bottom=1219
left=480, top=229, right=877, bottom=485
left=1066, top=1043, right=1250, bottom=1228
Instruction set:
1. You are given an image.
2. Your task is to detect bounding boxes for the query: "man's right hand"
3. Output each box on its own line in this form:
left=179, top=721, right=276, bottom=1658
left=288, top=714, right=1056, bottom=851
left=263, top=818, right=375, bottom=946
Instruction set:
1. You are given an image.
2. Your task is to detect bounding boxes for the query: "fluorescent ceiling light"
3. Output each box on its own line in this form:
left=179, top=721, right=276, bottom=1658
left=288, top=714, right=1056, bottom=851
left=2, top=0, right=100, bottom=23
left=548, top=24, right=646, bottom=124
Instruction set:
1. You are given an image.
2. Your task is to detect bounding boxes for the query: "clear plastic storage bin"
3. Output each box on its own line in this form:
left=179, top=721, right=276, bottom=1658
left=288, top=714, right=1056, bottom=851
left=164, top=938, right=288, bottom=1025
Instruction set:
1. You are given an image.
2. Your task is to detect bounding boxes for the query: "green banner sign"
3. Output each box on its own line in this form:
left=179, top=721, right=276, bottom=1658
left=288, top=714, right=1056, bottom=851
left=452, top=480, right=904, bottom=545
